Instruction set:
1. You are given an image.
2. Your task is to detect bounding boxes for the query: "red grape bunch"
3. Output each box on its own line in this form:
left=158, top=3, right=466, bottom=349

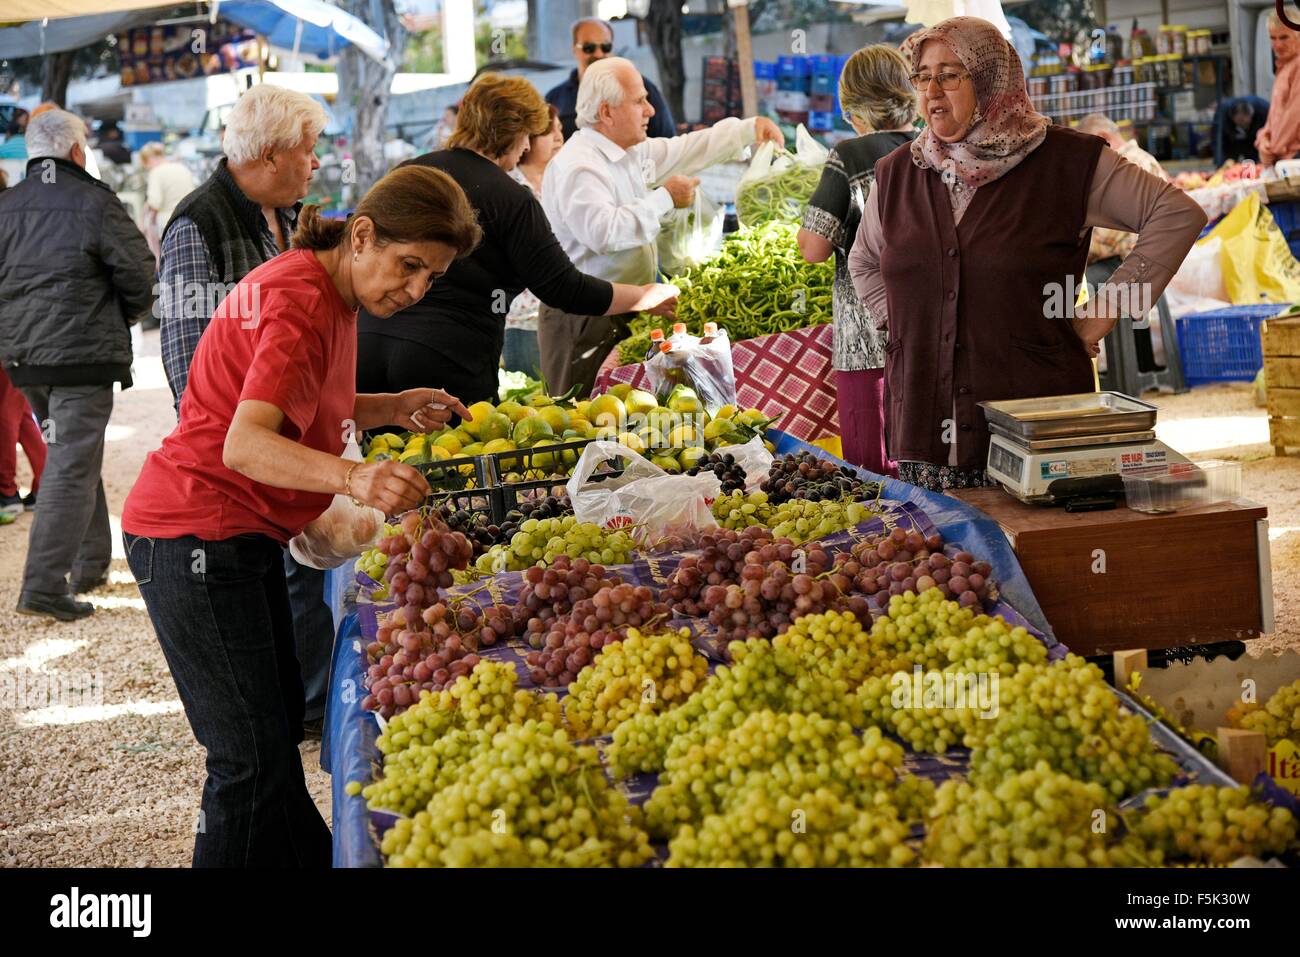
left=362, top=605, right=489, bottom=719
left=513, top=556, right=624, bottom=639
left=699, top=543, right=868, bottom=646
left=379, top=510, right=475, bottom=631
left=660, top=527, right=777, bottom=617
left=835, top=528, right=995, bottom=611
left=524, top=582, right=670, bottom=689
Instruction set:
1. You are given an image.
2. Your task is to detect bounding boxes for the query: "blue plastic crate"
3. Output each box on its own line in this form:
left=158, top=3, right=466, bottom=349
left=1268, top=200, right=1300, bottom=261
left=777, top=55, right=810, bottom=78
left=1174, top=303, right=1286, bottom=385
left=811, top=72, right=838, bottom=95
left=809, top=54, right=838, bottom=75
left=807, top=110, right=834, bottom=132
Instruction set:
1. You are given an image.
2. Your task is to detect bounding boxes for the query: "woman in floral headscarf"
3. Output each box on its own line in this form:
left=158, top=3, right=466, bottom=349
left=848, top=17, right=1206, bottom=492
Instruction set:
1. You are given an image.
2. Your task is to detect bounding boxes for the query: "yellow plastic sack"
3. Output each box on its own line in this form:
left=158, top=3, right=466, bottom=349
left=811, top=435, right=843, bottom=459
left=1199, top=193, right=1300, bottom=304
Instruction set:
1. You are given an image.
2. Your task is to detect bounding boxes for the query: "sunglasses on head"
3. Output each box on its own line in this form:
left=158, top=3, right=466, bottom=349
left=577, top=42, right=614, bottom=54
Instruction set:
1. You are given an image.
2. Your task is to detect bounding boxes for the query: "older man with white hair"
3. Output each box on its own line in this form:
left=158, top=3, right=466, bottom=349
left=541, top=57, right=783, bottom=394
left=159, top=84, right=327, bottom=413
left=156, top=83, right=333, bottom=737
left=0, top=108, right=154, bottom=621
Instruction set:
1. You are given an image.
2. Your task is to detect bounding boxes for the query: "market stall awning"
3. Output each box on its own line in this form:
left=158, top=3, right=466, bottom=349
left=218, top=0, right=390, bottom=64
left=0, top=0, right=174, bottom=21
left=0, top=9, right=159, bottom=59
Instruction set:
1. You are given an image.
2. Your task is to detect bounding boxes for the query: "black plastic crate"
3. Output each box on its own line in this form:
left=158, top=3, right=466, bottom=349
left=413, top=451, right=496, bottom=515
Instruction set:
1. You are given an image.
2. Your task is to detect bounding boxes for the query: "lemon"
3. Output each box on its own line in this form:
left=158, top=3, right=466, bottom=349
left=679, top=446, right=709, bottom=470
left=616, top=431, right=646, bottom=454
left=482, top=438, right=517, bottom=454
left=526, top=393, right=556, bottom=408
left=587, top=393, right=627, bottom=430
left=666, top=424, right=700, bottom=448
left=529, top=439, right=560, bottom=473
left=461, top=401, right=496, bottom=437
left=737, top=408, right=768, bottom=428
left=667, top=386, right=703, bottom=414
left=512, top=417, right=555, bottom=447
left=714, top=404, right=738, bottom=420
left=537, top=405, right=570, bottom=433
left=426, top=446, right=452, bottom=462
left=703, top=418, right=732, bottom=441
left=460, top=442, right=484, bottom=456
left=609, top=383, right=633, bottom=401
left=651, top=454, right=682, bottom=474
left=479, top=412, right=513, bottom=443
left=624, top=388, right=658, bottom=415
left=568, top=415, right=594, bottom=437
left=575, top=400, right=592, bottom=419
left=433, top=432, right=464, bottom=455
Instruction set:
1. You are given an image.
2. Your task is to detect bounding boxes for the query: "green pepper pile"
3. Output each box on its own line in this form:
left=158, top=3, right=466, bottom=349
left=619, top=222, right=833, bottom=364
left=735, top=162, right=822, bottom=228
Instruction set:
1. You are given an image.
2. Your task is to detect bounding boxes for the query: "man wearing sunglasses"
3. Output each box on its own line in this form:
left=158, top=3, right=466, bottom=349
left=545, top=17, right=676, bottom=141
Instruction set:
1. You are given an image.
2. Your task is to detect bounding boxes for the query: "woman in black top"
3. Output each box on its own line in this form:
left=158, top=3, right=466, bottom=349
left=358, top=74, right=677, bottom=405
left=798, top=45, right=917, bottom=476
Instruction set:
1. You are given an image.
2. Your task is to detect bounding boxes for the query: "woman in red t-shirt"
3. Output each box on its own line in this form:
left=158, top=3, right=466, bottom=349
left=121, top=166, right=482, bottom=867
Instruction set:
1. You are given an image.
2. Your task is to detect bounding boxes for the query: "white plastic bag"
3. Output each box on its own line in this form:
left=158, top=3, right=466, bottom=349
left=1168, top=236, right=1229, bottom=303
left=565, top=440, right=720, bottom=546
left=657, top=189, right=724, bottom=277
left=289, top=439, right=386, bottom=570
left=727, top=434, right=775, bottom=490
left=734, top=124, right=828, bottom=228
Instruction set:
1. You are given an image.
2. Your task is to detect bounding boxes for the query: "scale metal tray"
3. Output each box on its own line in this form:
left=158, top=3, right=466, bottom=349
left=988, top=423, right=1157, bottom=451
left=979, top=392, right=1158, bottom=441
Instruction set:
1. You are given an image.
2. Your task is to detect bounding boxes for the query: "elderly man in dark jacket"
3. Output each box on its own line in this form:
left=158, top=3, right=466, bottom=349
left=0, top=108, right=154, bottom=621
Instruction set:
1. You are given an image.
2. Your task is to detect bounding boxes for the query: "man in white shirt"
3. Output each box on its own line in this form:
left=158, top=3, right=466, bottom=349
left=540, top=57, right=783, bottom=394
left=140, top=141, right=197, bottom=266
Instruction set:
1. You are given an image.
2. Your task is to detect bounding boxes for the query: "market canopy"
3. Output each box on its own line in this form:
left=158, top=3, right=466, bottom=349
left=0, top=9, right=159, bottom=59
left=218, top=0, right=390, bottom=64
left=1, top=0, right=390, bottom=64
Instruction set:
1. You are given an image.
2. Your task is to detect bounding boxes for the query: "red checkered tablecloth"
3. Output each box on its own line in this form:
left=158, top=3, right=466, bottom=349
left=592, top=324, right=839, bottom=442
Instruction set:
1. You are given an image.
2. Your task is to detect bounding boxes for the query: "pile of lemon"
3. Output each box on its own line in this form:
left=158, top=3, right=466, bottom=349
left=362, top=383, right=776, bottom=482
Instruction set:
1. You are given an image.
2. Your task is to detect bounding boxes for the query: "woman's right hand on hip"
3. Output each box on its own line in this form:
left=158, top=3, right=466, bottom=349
left=349, top=461, right=430, bottom=515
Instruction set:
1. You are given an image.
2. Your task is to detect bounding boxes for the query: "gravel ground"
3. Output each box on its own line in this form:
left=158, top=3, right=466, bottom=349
left=0, top=331, right=330, bottom=867
left=0, top=335, right=1296, bottom=866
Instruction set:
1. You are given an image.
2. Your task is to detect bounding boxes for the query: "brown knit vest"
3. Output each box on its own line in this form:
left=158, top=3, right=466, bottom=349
left=875, top=125, right=1104, bottom=468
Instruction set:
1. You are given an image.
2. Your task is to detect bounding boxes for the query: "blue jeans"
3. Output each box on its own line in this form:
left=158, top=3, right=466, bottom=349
left=124, top=531, right=332, bottom=867
left=503, top=326, right=542, bottom=379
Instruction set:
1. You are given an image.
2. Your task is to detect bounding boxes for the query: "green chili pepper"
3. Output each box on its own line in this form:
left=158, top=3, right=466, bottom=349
left=616, top=222, right=834, bottom=364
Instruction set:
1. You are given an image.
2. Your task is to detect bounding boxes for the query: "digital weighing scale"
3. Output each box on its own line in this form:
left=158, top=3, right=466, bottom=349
left=980, top=393, right=1193, bottom=508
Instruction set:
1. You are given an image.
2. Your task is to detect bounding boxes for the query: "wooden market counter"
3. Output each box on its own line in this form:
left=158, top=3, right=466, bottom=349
left=948, top=488, right=1274, bottom=656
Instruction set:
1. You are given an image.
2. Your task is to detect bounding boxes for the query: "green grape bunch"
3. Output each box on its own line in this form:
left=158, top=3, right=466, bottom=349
left=1123, top=784, right=1298, bottom=865
left=473, top=515, right=637, bottom=573
left=923, top=763, right=1121, bottom=868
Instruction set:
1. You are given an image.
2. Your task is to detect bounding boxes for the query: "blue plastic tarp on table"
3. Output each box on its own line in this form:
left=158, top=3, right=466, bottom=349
left=322, top=566, right=383, bottom=867
left=323, top=431, right=1068, bottom=866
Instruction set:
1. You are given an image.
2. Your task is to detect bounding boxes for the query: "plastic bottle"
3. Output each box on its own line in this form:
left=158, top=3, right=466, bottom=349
left=668, top=322, right=698, bottom=350
left=654, top=341, right=690, bottom=401
left=700, top=322, right=718, bottom=345
left=645, top=327, right=665, bottom=360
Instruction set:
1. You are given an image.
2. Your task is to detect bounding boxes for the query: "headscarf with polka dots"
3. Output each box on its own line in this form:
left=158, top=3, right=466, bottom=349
left=906, top=17, right=1049, bottom=192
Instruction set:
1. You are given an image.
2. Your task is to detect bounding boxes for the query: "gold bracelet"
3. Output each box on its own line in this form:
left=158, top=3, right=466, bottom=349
left=344, top=462, right=363, bottom=507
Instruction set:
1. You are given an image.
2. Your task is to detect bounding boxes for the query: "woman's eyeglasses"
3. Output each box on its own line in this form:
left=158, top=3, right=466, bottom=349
left=909, top=71, right=970, bottom=92
left=577, top=42, right=614, bottom=54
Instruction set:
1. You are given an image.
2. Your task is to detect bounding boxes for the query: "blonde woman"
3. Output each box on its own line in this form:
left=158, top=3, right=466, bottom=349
left=798, top=45, right=917, bottom=476
left=356, top=73, right=677, bottom=407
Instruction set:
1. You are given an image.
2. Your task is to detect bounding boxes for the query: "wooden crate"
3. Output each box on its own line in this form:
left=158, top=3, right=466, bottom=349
left=1263, top=312, right=1300, bottom=455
